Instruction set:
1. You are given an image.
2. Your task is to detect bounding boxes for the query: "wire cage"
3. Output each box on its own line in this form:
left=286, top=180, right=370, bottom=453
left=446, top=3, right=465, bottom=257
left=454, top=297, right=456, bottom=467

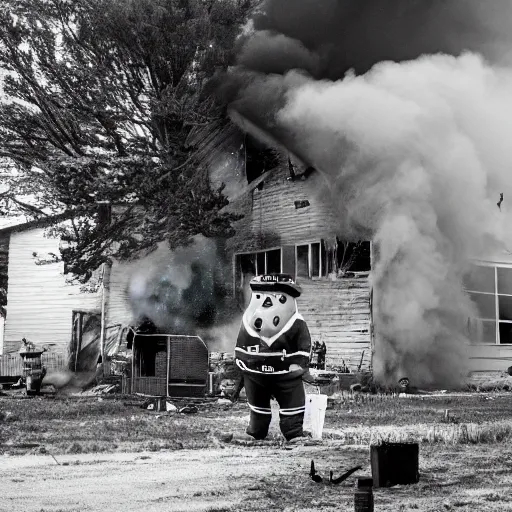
left=130, top=334, right=209, bottom=398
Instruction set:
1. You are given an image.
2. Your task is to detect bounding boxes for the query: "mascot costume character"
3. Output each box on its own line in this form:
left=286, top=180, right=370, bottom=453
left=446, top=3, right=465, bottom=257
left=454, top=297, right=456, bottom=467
left=235, top=274, right=311, bottom=441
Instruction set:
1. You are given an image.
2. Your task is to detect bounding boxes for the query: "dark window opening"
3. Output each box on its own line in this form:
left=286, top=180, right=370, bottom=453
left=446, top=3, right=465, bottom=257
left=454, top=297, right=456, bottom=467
left=499, top=295, right=512, bottom=321
left=296, top=245, right=309, bottom=278
left=350, top=241, right=371, bottom=272
left=140, top=347, right=157, bottom=377
left=240, top=254, right=256, bottom=275
left=336, top=240, right=371, bottom=273
left=266, top=249, right=281, bottom=274
left=244, top=135, right=281, bottom=184
left=311, top=243, right=321, bottom=277
left=500, top=322, right=512, bottom=344
left=256, top=252, right=266, bottom=274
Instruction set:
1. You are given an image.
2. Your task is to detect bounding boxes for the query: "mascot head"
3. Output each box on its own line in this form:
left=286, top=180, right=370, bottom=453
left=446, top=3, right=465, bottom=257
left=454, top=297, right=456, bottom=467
left=244, top=274, right=302, bottom=339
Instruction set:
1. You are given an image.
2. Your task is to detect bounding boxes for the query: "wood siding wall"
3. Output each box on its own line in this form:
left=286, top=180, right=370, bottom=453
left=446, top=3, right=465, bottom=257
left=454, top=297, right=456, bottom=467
left=228, top=167, right=339, bottom=254
left=297, top=279, right=372, bottom=371
left=105, top=257, right=139, bottom=329
left=3, top=229, right=101, bottom=354
left=229, top=164, right=373, bottom=370
left=250, top=170, right=338, bottom=246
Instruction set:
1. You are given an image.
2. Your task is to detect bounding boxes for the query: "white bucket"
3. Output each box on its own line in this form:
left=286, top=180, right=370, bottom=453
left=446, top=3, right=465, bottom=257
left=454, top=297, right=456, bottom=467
left=304, top=394, right=328, bottom=440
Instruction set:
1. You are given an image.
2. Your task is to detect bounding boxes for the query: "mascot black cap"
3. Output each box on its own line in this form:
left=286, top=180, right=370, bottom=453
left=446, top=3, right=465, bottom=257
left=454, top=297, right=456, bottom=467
left=249, top=273, right=302, bottom=298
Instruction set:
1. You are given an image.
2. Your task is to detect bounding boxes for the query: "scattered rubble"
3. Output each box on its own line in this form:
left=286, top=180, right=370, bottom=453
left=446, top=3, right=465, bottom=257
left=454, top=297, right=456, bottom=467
left=76, top=384, right=120, bottom=396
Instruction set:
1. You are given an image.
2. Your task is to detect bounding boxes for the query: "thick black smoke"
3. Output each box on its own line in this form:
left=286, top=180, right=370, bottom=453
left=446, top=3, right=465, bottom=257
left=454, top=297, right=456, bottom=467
left=219, top=0, right=512, bottom=163
left=241, top=0, right=512, bottom=78
left=218, top=0, right=512, bottom=387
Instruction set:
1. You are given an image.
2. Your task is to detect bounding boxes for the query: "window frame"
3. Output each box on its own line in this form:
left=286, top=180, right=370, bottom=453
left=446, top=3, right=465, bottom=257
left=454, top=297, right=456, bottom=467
left=465, top=261, right=512, bottom=345
left=234, top=247, right=283, bottom=277
left=295, top=241, right=323, bottom=280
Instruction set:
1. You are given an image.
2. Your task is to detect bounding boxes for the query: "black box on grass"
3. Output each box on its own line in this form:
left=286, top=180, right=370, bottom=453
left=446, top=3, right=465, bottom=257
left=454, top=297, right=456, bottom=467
left=370, top=442, right=419, bottom=488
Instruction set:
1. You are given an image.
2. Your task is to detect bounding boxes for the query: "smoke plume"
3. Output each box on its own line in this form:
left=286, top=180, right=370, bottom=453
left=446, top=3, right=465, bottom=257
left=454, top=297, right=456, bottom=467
left=220, top=0, right=512, bottom=387
left=127, top=235, right=239, bottom=351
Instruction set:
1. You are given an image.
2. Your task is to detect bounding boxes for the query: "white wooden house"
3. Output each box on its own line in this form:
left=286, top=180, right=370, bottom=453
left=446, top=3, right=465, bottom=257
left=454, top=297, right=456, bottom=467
left=0, top=220, right=101, bottom=364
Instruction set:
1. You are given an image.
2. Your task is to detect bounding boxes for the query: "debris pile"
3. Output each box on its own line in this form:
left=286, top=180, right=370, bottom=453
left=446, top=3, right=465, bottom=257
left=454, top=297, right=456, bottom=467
left=77, top=383, right=120, bottom=396
left=209, top=352, right=244, bottom=398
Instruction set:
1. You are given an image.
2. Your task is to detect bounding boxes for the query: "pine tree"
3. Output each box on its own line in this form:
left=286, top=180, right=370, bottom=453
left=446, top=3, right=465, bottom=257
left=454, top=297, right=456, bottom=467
left=0, top=0, right=253, bottom=281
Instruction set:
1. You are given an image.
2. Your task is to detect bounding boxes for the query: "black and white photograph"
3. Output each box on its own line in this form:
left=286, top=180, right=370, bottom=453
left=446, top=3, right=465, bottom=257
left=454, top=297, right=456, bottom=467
left=2, top=1, right=512, bottom=510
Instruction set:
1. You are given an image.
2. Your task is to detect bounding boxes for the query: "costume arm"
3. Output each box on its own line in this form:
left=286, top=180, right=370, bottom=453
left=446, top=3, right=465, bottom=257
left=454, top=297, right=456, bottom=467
left=289, top=320, right=312, bottom=372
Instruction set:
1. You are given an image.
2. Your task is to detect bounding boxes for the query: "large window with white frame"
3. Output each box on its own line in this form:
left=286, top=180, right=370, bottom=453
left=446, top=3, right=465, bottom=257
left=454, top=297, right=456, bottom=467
left=296, top=241, right=323, bottom=279
left=464, top=264, right=512, bottom=344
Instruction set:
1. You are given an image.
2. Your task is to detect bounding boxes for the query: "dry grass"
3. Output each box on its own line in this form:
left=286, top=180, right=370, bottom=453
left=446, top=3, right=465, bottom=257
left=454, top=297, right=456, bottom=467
left=228, top=444, right=512, bottom=512
left=0, top=395, right=221, bottom=455
left=3, top=392, right=512, bottom=511
left=2, top=391, right=512, bottom=456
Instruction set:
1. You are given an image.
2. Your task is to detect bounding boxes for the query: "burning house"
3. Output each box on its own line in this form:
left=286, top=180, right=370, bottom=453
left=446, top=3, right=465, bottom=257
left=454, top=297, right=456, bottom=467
left=213, top=0, right=512, bottom=388
left=223, top=155, right=373, bottom=373
left=4, top=0, right=512, bottom=393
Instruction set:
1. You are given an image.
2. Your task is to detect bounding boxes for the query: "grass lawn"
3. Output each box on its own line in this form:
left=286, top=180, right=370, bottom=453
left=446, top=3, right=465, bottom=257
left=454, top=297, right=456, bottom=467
left=2, top=392, right=512, bottom=511
left=2, top=392, right=512, bottom=454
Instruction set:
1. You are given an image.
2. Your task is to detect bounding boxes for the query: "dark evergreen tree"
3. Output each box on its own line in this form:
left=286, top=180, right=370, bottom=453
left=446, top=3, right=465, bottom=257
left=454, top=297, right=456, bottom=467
left=0, top=0, right=253, bottom=281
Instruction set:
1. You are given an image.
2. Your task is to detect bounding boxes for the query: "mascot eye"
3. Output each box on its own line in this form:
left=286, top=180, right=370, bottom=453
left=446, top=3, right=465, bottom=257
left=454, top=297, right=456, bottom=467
left=279, top=295, right=287, bottom=304
left=273, top=316, right=280, bottom=326
left=256, top=294, right=261, bottom=299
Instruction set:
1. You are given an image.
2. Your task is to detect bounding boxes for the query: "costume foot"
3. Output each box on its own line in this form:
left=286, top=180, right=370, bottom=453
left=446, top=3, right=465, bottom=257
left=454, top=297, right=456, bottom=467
left=286, top=435, right=309, bottom=445
left=231, top=432, right=261, bottom=444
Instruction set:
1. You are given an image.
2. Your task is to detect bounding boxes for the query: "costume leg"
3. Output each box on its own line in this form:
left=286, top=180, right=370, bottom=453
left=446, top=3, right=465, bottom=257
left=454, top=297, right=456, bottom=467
left=243, top=373, right=272, bottom=440
left=273, top=376, right=306, bottom=441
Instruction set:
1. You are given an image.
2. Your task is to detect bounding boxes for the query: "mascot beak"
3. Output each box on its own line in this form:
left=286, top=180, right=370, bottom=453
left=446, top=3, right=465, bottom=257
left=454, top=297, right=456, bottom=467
left=262, top=297, right=273, bottom=308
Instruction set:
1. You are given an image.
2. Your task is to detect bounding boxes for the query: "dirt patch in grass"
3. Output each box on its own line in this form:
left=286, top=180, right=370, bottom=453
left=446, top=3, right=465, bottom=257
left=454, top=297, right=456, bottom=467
left=2, top=444, right=512, bottom=512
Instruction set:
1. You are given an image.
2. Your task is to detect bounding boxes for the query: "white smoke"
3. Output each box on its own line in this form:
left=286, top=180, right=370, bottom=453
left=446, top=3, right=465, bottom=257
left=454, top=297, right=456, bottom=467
left=275, top=53, right=512, bottom=387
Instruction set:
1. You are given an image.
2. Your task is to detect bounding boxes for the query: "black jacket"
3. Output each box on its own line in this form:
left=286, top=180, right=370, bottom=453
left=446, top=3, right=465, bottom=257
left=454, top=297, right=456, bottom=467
left=235, top=313, right=312, bottom=377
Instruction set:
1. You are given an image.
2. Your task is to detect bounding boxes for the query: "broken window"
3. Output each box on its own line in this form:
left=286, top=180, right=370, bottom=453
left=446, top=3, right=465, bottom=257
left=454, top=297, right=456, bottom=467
left=464, top=264, right=512, bottom=344
left=336, top=240, right=371, bottom=273
left=244, top=135, right=281, bottom=184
